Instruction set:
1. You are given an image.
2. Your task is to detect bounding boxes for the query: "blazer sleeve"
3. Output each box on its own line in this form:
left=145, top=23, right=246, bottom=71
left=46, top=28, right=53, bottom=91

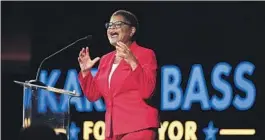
left=131, top=49, right=157, bottom=99
left=78, top=59, right=103, bottom=102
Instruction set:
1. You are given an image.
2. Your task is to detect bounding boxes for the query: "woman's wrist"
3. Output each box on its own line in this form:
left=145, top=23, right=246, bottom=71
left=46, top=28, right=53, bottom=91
left=81, top=69, right=90, bottom=77
left=127, top=57, right=138, bottom=70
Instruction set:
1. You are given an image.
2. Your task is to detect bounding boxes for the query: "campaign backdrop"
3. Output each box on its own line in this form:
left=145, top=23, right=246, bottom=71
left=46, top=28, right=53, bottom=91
left=2, top=2, right=265, bottom=140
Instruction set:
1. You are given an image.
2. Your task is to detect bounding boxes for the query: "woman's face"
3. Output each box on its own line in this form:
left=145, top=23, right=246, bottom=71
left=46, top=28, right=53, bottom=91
left=107, top=15, right=135, bottom=46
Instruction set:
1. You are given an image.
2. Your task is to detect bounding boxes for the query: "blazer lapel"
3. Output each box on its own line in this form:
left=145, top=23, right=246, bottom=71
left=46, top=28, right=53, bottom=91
left=109, top=59, right=132, bottom=96
left=98, top=52, right=115, bottom=96
left=109, top=42, right=139, bottom=96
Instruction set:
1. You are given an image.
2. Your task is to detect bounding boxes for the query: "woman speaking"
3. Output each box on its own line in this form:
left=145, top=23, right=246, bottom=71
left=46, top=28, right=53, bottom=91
left=78, top=10, right=159, bottom=140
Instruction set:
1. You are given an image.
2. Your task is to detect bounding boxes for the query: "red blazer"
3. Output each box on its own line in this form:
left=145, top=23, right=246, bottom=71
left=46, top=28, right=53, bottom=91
left=78, top=41, right=159, bottom=137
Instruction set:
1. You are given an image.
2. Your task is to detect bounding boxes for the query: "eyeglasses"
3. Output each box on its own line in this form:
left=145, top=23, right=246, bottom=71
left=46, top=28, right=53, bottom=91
left=105, top=21, right=131, bottom=29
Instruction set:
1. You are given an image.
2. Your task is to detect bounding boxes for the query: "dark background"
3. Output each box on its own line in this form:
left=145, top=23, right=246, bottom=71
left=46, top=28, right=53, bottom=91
left=2, top=1, right=265, bottom=140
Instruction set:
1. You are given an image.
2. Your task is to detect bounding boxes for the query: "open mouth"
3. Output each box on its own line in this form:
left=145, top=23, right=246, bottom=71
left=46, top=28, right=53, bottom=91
left=110, top=32, right=119, bottom=38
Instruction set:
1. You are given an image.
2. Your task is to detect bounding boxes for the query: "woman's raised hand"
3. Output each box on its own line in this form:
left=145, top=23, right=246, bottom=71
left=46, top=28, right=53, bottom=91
left=78, top=47, right=100, bottom=75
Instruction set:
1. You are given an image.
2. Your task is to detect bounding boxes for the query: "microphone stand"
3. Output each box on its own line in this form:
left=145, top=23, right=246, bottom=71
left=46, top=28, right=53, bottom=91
left=29, top=35, right=92, bottom=85
left=24, top=35, right=89, bottom=139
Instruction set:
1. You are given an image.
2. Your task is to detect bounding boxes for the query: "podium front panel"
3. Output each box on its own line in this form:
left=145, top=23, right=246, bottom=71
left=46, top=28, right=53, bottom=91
left=23, top=86, right=70, bottom=135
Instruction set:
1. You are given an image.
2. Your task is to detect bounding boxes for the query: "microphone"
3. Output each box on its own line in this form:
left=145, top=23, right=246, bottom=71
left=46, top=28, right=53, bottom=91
left=31, top=35, right=92, bottom=84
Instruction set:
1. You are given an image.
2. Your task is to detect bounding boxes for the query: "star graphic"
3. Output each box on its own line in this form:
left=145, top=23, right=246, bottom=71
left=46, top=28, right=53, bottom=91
left=70, top=122, right=80, bottom=140
left=203, top=121, right=219, bottom=140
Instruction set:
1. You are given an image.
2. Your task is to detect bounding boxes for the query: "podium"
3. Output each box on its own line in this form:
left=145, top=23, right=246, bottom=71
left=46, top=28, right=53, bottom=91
left=14, top=80, right=80, bottom=140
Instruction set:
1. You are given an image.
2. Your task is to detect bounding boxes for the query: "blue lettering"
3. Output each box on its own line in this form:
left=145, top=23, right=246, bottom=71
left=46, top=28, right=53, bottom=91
left=161, top=65, right=183, bottom=111
left=38, top=69, right=106, bottom=113
left=61, top=69, right=83, bottom=112
left=211, top=62, right=232, bottom=111
left=38, top=69, right=61, bottom=113
left=233, top=61, right=256, bottom=110
left=182, top=64, right=210, bottom=110
left=23, top=88, right=32, bottom=109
